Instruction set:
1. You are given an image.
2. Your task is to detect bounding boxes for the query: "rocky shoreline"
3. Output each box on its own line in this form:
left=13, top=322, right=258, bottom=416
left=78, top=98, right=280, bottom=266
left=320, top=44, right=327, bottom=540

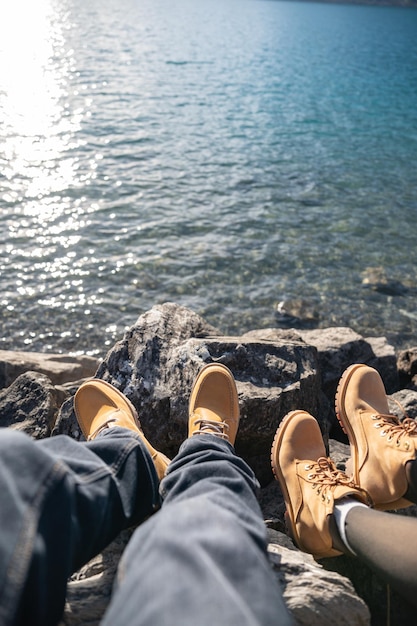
left=2, top=302, right=417, bottom=625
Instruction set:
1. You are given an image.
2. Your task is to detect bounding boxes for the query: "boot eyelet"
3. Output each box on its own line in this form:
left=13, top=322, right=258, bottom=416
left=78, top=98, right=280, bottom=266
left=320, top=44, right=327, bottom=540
left=307, top=473, right=314, bottom=480
left=380, top=430, right=387, bottom=437
left=396, top=441, right=401, bottom=447
left=405, top=441, right=410, bottom=450
left=305, top=464, right=313, bottom=471
left=374, top=423, right=382, bottom=429
left=387, top=436, right=393, bottom=442
left=321, top=494, right=326, bottom=502
left=371, top=415, right=378, bottom=420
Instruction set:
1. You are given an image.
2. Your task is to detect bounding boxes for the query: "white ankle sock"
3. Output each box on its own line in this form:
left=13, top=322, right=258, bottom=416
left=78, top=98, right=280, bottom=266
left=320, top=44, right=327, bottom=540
left=333, top=498, right=367, bottom=556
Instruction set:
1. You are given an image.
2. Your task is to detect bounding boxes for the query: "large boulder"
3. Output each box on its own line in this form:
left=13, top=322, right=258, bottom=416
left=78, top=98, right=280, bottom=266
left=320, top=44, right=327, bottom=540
left=55, top=303, right=321, bottom=484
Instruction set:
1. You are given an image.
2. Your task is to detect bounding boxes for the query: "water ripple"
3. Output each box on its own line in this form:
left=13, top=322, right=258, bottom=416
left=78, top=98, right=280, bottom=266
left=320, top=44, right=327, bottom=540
left=1, top=0, right=417, bottom=354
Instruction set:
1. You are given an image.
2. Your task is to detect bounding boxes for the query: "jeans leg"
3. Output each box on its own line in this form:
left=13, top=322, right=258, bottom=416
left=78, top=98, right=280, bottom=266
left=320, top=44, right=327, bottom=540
left=0, top=427, right=160, bottom=626
left=103, top=436, right=292, bottom=626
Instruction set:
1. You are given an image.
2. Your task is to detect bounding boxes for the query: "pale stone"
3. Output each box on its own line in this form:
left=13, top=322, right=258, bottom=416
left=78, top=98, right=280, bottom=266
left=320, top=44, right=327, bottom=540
left=0, top=349, right=100, bottom=389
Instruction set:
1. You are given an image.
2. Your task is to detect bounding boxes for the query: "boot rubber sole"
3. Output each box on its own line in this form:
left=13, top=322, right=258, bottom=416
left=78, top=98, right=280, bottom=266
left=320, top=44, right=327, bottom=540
left=270, top=411, right=308, bottom=553
left=334, top=363, right=364, bottom=483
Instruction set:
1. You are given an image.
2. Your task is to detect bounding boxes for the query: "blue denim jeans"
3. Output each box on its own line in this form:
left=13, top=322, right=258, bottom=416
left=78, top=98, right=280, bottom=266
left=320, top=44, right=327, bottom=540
left=0, top=427, right=160, bottom=626
left=0, top=428, right=291, bottom=626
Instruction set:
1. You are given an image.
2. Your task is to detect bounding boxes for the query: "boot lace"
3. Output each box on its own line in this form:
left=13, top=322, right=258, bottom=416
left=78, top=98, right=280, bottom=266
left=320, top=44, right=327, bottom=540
left=372, top=409, right=417, bottom=448
left=304, top=457, right=358, bottom=500
left=192, top=417, right=230, bottom=440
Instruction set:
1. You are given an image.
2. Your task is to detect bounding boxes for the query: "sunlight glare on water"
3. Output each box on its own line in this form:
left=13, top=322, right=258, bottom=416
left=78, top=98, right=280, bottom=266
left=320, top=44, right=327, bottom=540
left=0, top=0, right=104, bottom=350
left=0, top=0, right=81, bottom=201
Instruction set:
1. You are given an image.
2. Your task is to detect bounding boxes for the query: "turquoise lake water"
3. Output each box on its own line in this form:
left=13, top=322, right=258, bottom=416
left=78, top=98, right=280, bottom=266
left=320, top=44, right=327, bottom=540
left=1, top=0, right=417, bottom=355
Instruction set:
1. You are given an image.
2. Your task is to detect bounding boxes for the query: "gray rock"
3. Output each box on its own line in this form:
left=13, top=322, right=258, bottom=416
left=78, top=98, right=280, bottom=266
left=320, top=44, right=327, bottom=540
left=275, top=298, right=320, bottom=328
left=54, top=395, right=85, bottom=441
left=260, top=478, right=286, bottom=533
left=329, top=438, right=351, bottom=472
left=55, top=303, right=321, bottom=484
left=361, top=266, right=408, bottom=296
left=62, top=529, right=134, bottom=625
left=268, top=537, right=370, bottom=625
left=242, top=327, right=309, bottom=345
left=297, top=327, right=398, bottom=408
left=390, top=388, right=417, bottom=419
left=0, top=349, right=100, bottom=389
left=0, top=371, right=63, bottom=438
left=242, top=328, right=337, bottom=439
left=365, top=335, right=399, bottom=393
left=397, top=347, right=417, bottom=389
